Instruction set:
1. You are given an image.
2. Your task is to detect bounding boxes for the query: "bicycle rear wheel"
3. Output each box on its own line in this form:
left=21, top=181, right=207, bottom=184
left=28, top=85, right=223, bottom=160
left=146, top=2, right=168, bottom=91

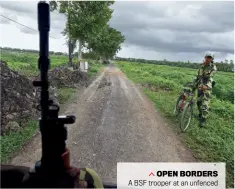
left=180, top=102, right=193, bottom=132
left=173, top=95, right=183, bottom=116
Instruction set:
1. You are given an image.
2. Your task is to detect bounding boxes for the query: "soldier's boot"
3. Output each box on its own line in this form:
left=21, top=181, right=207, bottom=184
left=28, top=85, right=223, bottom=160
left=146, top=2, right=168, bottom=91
left=199, top=118, right=206, bottom=127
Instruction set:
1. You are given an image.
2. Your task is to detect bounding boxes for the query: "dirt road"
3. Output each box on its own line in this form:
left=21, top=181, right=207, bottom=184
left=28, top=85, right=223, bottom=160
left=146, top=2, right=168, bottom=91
left=11, top=65, right=195, bottom=183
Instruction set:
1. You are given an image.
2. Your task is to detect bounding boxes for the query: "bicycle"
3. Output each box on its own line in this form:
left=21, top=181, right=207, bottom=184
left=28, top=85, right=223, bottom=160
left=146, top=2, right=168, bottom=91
left=173, top=68, right=215, bottom=132
left=173, top=82, right=197, bottom=132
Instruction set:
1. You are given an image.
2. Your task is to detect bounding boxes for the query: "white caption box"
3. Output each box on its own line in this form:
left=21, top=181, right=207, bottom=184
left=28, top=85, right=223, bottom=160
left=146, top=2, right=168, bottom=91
left=117, top=163, right=225, bottom=189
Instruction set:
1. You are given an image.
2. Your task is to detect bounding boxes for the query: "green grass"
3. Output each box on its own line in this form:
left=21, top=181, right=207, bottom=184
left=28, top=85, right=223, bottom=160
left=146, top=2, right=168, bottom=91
left=1, top=51, right=105, bottom=78
left=117, top=61, right=234, bottom=188
left=58, top=87, right=77, bottom=104
left=0, top=120, right=38, bottom=163
left=88, top=61, right=105, bottom=76
left=1, top=51, right=70, bottom=76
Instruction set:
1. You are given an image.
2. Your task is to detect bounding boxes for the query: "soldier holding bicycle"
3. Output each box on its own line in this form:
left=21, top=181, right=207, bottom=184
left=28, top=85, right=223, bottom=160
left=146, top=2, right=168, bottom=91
left=196, top=53, right=217, bottom=127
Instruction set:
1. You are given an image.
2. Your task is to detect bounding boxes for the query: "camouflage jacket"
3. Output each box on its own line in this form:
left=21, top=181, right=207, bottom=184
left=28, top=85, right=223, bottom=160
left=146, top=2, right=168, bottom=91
left=197, top=62, right=217, bottom=90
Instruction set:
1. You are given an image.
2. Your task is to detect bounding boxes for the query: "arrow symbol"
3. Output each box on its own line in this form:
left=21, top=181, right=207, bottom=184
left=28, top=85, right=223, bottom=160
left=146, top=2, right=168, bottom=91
left=149, top=172, right=155, bottom=176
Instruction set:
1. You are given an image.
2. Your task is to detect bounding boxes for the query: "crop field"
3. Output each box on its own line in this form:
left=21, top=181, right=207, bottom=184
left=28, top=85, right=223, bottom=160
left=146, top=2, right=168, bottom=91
left=1, top=50, right=104, bottom=77
left=1, top=50, right=71, bottom=76
left=117, top=61, right=234, bottom=187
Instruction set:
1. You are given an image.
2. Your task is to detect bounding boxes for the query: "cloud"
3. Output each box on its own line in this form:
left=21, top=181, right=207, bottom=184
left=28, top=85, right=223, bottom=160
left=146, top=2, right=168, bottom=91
left=0, top=7, right=18, bottom=24
left=0, top=1, right=35, bottom=14
left=110, top=1, right=234, bottom=60
left=110, top=1, right=234, bottom=33
left=0, top=1, right=66, bottom=36
left=0, top=1, right=234, bottom=62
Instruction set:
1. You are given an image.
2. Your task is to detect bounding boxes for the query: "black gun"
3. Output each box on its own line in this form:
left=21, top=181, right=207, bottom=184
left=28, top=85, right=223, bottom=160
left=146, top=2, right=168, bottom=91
left=20, top=2, right=76, bottom=187
left=32, top=1, right=75, bottom=173
left=1, top=2, right=118, bottom=188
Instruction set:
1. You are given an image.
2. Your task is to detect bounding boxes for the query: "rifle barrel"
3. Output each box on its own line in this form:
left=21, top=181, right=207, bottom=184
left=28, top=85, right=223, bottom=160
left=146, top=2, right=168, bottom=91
left=34, top=1, right=75, bottom=174
left=38, top=2, right=50, bottom=121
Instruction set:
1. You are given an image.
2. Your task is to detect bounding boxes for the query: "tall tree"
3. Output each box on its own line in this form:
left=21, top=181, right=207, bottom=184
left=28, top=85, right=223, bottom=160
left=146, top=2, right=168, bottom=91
left=50, top=1, right=114, bottom=64
left=87, top=25, right=125, bottom=61
left=50, top=1, right=74, bottom=66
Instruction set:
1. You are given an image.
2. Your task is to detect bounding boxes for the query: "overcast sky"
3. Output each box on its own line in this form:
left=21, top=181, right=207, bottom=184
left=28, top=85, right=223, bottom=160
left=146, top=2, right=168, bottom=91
left=0, top=1, right=234, bottom=62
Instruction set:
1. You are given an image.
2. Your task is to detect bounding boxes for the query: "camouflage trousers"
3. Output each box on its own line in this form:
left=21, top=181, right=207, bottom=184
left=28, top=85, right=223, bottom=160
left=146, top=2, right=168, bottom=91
left=197, top=89, right=212, bottom=119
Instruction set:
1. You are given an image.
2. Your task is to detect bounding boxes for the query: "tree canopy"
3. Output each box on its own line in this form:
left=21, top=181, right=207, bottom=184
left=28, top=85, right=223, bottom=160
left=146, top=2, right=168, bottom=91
left=49, top=1, right=124, bottom=63
left=87, top=24, right=125, bottom=59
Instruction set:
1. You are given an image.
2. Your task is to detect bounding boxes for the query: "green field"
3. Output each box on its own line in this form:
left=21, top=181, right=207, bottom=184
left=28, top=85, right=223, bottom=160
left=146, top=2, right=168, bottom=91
left=1, top=50, right=104, bottom=77
left=1, top=50, right=70, bottom=76
left=117, top=61, right=234, bottom=188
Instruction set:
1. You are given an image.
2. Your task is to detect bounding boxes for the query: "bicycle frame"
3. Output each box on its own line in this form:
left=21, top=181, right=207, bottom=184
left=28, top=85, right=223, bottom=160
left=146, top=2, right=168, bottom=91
left=181, top=70, right=208, bottom=107
left=179, top=82, right=198, bottom=112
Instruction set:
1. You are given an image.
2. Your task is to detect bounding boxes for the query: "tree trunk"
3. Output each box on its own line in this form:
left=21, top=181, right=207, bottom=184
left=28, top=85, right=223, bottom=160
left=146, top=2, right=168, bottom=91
left=67, top=4, right=73, bottom=67
left=77, top=39, right=82, bottom=62
left=68, top=38, right=73, bottom=67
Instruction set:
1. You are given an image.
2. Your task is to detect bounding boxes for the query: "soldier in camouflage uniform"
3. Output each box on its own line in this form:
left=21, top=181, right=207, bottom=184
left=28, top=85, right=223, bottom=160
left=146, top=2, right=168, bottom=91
left=196, top=53, right=217, bottom=127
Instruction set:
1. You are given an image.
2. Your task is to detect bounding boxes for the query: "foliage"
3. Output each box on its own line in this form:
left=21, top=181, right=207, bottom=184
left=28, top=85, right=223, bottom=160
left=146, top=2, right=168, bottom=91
left=49, top=1, right=124, bottom=61
left=50, top=1, right=114, bottom=39
left=117, top=61, right=234, bottom=188
left=87, top=24, right=125, bottom=60
left=69, top=1, right=114, bottom=42
left=49, top=1, right=114, bottom=57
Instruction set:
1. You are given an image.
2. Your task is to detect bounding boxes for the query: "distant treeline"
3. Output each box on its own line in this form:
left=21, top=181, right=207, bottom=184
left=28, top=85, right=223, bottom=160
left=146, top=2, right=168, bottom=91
left=0, top=47, right=97, bottom=59
left=1, top=47, right=69, bottom=56
left=1, top=47, right=234, bottom=72
left=115, top=57, right=234, bottom=72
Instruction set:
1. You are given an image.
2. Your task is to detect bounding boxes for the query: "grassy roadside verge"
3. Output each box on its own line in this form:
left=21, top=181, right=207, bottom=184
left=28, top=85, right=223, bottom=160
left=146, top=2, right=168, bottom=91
left=116, top=61, right=234, bottom=188
left=0, top=87, right=77, bottom=163
left=0, top=62, right=104, bottom=164
left=58, top=87, right=77, bottom=104
left=88, top=61, right=105, bottom=77
left=1, top=120, right=38, bottom=163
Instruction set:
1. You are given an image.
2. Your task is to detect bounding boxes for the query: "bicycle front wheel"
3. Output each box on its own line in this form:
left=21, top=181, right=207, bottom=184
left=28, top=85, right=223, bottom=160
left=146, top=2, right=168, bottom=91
left=180, top=102, right=193, bottom=132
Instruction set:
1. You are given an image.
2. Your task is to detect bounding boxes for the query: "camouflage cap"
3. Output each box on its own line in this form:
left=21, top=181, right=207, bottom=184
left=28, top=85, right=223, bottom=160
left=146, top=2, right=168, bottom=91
left=205, top=53, right=214, bottom=59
